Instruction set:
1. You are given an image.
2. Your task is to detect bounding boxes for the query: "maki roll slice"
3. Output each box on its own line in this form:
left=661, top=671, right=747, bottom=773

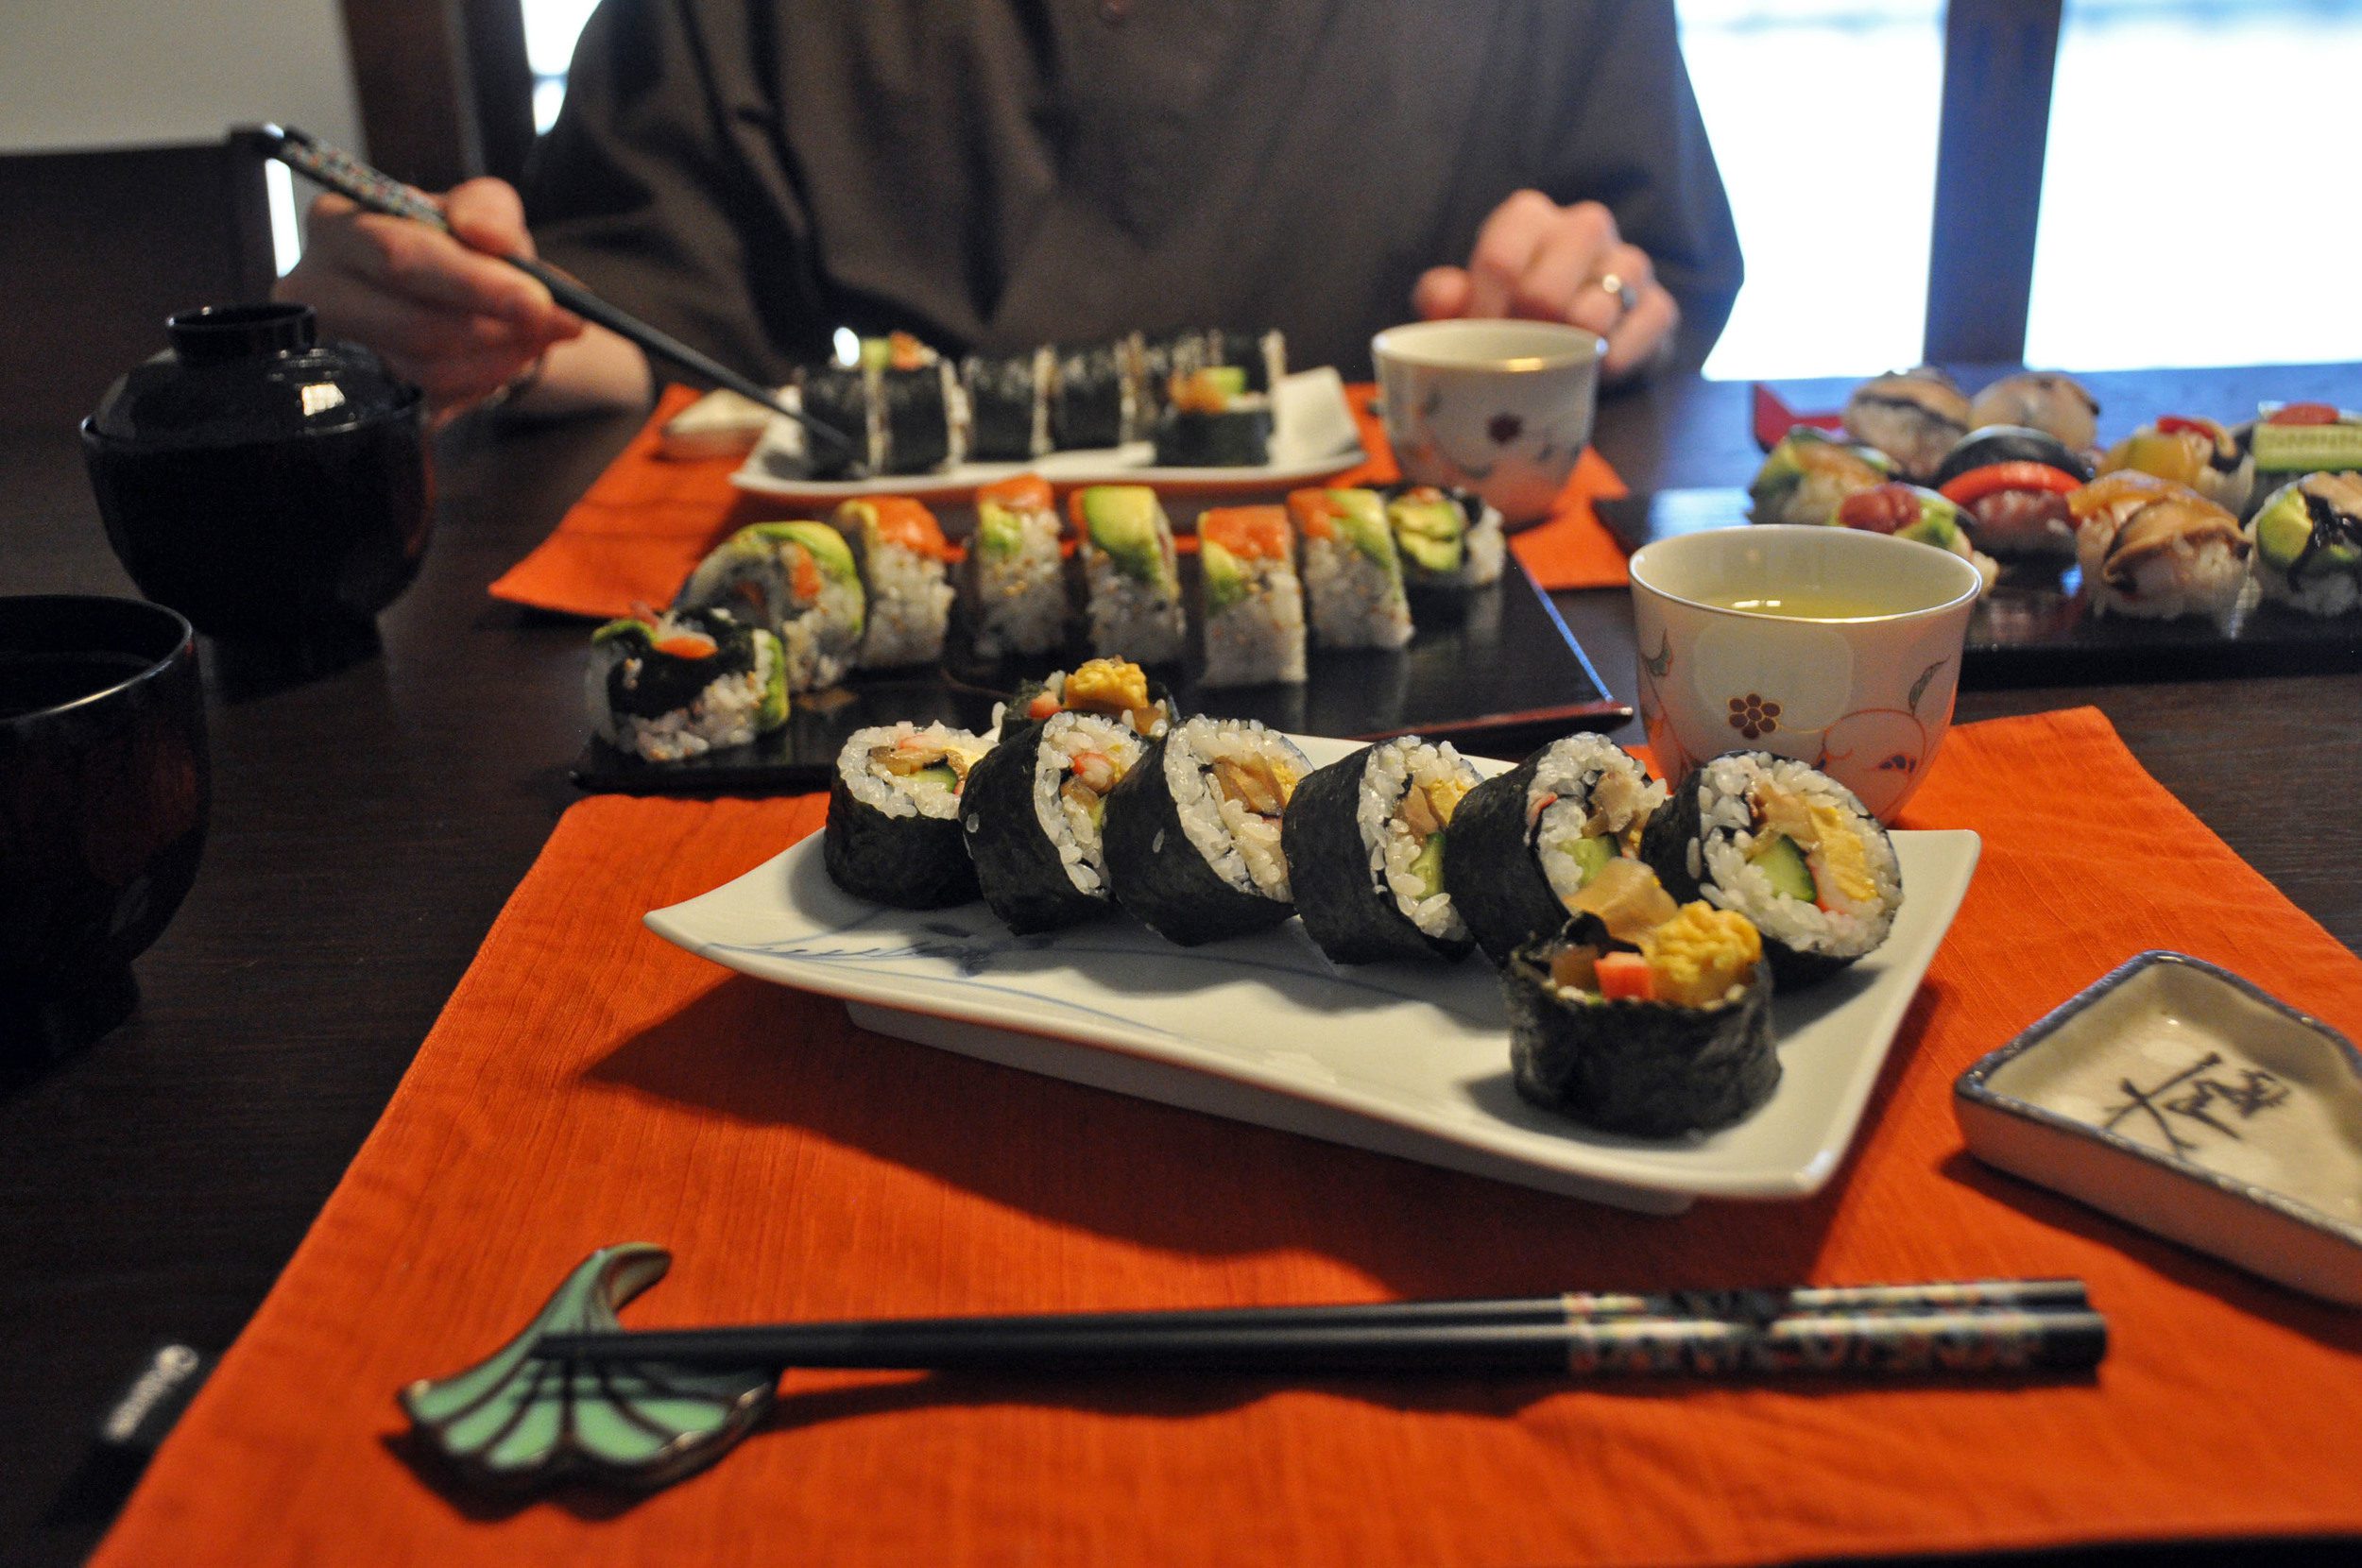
left=960, top=347, right=1053, bottom=462
left=1000, top=657, right=1172, bottom=741
left=1281, top=736, right=1480, bottom=964
left=586, top=605, right=787, bottom=762
left=965, top=473, right=1070, bottom=660
left=1842, top=368, right=1971, bottom=482
left=1071, top=486, right=1188, bottom=664
left=832, top=497, right=956, bottom=669
left=1197, top=505, right=1308, bottom=688
left=2247, top=472, right=2362, bottom=617
left=1383, top=484, right=1506, bottom=593
left=1051, top=337, right=1141, bottom=451
left=1834, top=484, right=1998, bottom=594
left=1503, top=862, right=1775, bottom=1137
left=1931, top=425, right=2090, bottom=558
left=1639, top=751, right=1902, bottom=990
left=2100, top=416, right=2253, bottom=518
left=2068, top=471, right=2251, bottom=625
left=1152, top=366, right=1273, bottom=468
left=794, top=362, right=872, bottom=479
left=1207, top=328, right=1286, bottom=395
left=1748, top=427, right=1894, bottom=527
left=675, top=520, right=866, bottom=691
left=1288, top=487, right=1414, bottom=650
left=959, top=710, right=1145, bottom=933
left=867, top=333, right=960, bottom=475
left=1968, top=371, right=2100, bottom=455
left=824, top=721, right=993, bottom=908
left=1441, top=733, right=1665, bottom=966
left=1136, top=329, right=1211, bottom=426
left=1103, top=715, right=1309, bottom=946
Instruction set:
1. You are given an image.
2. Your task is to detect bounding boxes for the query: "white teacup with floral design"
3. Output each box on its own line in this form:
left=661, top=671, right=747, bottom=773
left=1371, top=320, right=1602, bottom=523
left=1627, top=525, right=1982, bottom=822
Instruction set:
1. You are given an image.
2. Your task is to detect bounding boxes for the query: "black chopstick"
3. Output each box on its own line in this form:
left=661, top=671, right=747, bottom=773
left=533, top=1280, right=2100, bottom=1380
left=248, top=124, right=850, bottom=456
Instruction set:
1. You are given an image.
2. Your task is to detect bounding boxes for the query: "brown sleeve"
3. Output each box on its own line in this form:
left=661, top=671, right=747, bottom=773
left=520, top=0, right=832, bottom=386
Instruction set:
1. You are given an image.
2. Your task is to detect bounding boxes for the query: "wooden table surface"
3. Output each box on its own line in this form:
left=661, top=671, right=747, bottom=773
left=5, top=366, right=2358, bottom=1566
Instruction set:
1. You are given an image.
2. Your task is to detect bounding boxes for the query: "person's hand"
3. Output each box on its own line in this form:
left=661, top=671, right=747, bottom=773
left=273, top=178, right=585, bottom=414
left=1412, top=190, right=1680, bottom=383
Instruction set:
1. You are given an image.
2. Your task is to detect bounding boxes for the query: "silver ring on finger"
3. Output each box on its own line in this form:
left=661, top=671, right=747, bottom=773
left=1592, top=272, right=1640, bottom=315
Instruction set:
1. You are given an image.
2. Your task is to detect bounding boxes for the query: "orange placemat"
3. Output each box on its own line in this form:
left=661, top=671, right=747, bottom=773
left=94, top=709, right=2362, bottom=1568
left=488, top=384, right=1634, bottom=621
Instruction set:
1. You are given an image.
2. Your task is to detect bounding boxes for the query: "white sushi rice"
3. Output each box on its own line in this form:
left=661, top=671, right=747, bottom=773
left=836, top=721, right=985, bottom=819
left=785, top=568, right=866, bottom=690
left=1689, top=753, right=1900, bottom=958
left=1301, top=535, right=1412, bottom=649
left=1165, top=715, right=1308, bottom=899
left=1463, top=507, right=1508, bottom=587
left=1034, top=712, right=1142, bottom=895
left=858, top=539, right=955, bottom=668
left=1360, top=737, right=1477, bottom=940
left=2077, top=517, right=2255, bottom=626
left=969, top=508, right=1068, bottom=658
left=1527, top=735, right=1667, bottom=909
left=1084, top=548, right=1187, bottom=664
left=592, top=633, right=779, bottom=763
left=1200, top=554, right=1309, bottom=688
left=2255, top=561, right=2361, bottom=617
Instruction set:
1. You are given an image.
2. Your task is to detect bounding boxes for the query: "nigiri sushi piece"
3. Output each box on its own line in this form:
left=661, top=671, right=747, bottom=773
left=1748, top=427, right=1894, bottom=526
left=2070, top=471, right=2252, bottom=624
left=1835, top=483, right=1999, bottom=595
left=1932, top=426, right=2091, bottom=558
left=1842, top=367, right=1971, bottom=481
left=2247, top=472, right=2362, bottom=617
left=2099, top=416, right=2253, bottom=518
left=1969, top=371, right=2100, bottom=455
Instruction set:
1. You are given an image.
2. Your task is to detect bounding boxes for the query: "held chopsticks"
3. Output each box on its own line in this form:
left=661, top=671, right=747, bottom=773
left=533, top=1278, right=2104, bottom=1379
left=246, top=123, right=850, bottom=457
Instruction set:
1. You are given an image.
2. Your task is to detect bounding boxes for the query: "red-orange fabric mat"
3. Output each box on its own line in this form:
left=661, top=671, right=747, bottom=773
left=93, top=709, right=2362, bottom=1568
left=487, top=383, right=1632, bottom=620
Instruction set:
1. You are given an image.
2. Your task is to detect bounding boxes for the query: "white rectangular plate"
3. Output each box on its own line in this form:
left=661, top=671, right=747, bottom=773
left=644, top=736, right=1978, bottom=1213
left=728, top=367, right=1367, bottom=503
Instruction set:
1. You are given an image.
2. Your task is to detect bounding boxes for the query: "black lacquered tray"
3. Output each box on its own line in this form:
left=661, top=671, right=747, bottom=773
left=1596, top=488, right=2362, bottom=687
left=572, top=558, right=1628, bottom=794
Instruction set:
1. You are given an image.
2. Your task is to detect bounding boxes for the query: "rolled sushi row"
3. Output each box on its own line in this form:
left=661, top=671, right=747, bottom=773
left=782, top=328, right=1289, bottom=479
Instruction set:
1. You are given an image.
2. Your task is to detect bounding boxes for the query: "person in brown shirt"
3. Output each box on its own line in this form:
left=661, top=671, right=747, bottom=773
left=278, top=0, right=1740, bottom=418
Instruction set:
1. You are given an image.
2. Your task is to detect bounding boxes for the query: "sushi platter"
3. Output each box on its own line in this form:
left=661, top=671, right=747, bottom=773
left=730, top=367, right=1369, bottom=503
left=646, top=733, right=1979, bottom=1214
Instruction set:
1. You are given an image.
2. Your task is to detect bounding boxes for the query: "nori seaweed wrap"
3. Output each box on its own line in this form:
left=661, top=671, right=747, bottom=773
left=1102, top=716, right=1307, bottom=946
left=1382, top=484, right=1506, bottom=594
left=961, top=348, right=1053, bottom=462
left=1441, top=734, right=1665, bottom=966
left=1208, top=328, right=1286, bottom=395
left=959, top=711, right=1143, bottom=933
left=1504, top=902, right=1777, bottom=1137
left=877, top=358, right=958, bottom=474
left=1281, top=737, right=1479, bottom=964
left=1152, top=366, right=1273, bottom=468
left=795, top=364, right=871, bottom=479
left=823, top=722, right=993, bottom=908
left=1052, top=338, right=1139, bottom=451
left=1638, top=751, right=1902, bottom=990
left=586, top=606, right=787, bottom=763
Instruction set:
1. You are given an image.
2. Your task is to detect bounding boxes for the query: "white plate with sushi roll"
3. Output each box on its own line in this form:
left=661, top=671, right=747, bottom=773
left=645, top=735, right=1978, bottom=1215
left=728, top=368, right=1369, bottom=503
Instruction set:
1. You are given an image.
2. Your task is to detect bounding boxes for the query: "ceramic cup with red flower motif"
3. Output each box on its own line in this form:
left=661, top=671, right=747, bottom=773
left=1627, top=525, right=1982, bottom=822
left=1371, top=320, right=1602, bottom=523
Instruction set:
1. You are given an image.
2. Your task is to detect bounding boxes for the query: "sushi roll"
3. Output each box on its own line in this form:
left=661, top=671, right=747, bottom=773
left=1288, top=487, right=1414, bottom=651
left=1136, top=329, right=1211, bottom=426
left=1503, top=871, right=1776, bottom=1137
left=1440, top=733, right=1665, bottom=967
left=832, top=498, right=956, bottom=669
left=586, top=605, right=787, bottom=762
left=1197, top=505, right=1308, bottom=688
left=1208, top=328, right=1287, bottom=395
left=872, top=344, right=959, bottom=475
left=2248, top=403, right=2362, bottom=502
left=1842, top=368, right=1972, bottom=482
left=1070, top=486, right=1188, bottom=665
left=1383, top=484, right=1506, bottom=592
left=2247, top=472, right=2362, bottom=616
left=1930, top=426, right=2091, bottom=559
left=1834, top=484, right=1999, bottom=594
left=823, top=721, right=994, bottom=908
left=1102, top=715, right=1309, bottom=946
left=675, top=520, right=866, bottom=691
left=959, top=709, right=1145, bottom=933
left=2069, top=471, right=2251, bottom=625
left=1639, top=751, right=1901, bottom=990
left=965, top=473, right=1070, bottom=660
left=1152, top=366, right=1274, bottom=468
left=1968, top=371, right=2100, bottom=455
left=1280, top=737, right=1480, bottom=964
left=960, top=347, right=1053, bottom=462
left=794, top=363, right=872, bottom=479
left=2099, top=416, right=2253, bottom=518
left=1000, top=657, right=1173, bottom=741
left=1748, top=427, right=1895, bottom=527
left=1052, top=338, right=1140, bottom=451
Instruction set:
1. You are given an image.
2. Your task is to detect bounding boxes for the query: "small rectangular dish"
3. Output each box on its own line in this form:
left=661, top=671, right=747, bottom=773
left=1955, top=950, right=2362, bottom=1305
